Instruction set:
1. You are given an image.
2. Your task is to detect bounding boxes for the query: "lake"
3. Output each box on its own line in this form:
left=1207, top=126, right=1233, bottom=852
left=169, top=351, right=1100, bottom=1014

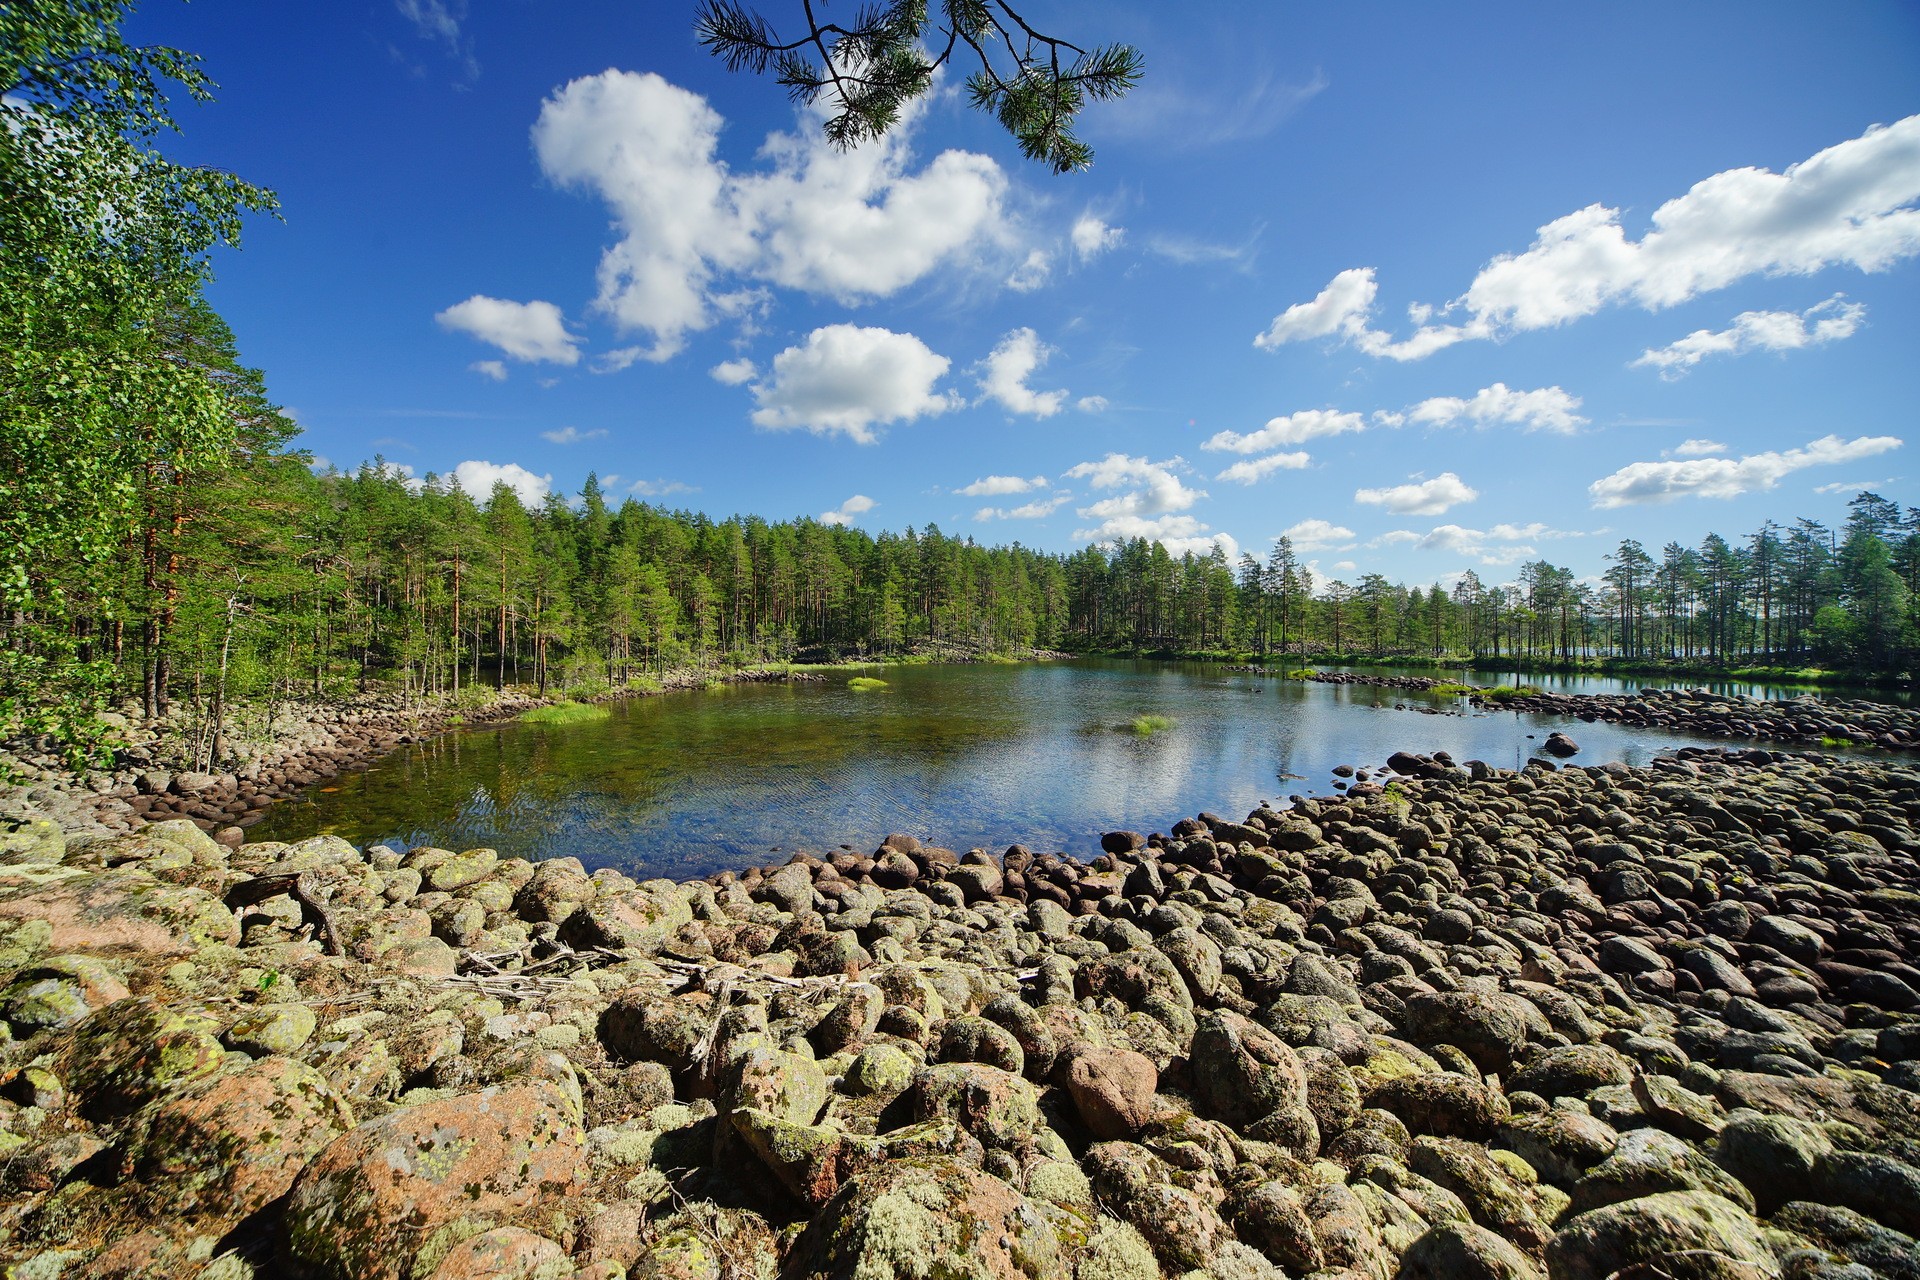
left=249, top=658, right=1879, bottom=878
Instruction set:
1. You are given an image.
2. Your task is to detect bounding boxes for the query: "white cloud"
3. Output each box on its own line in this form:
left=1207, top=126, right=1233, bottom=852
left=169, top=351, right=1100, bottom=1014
left=958, top=474, right=1048, bottom=497
left=1076, top=395, right=1109, bottom=414
left=1065, top=455, right=1217, bottom=548
left=1813, top=478, right=1895, bottom=495
left=470, top=360, right=508, bottom=381
left=1410, top=524, right=1537, bottom=565
left=820, top=494, right=875, bottom=526
left=976, top=495, right=1069, bottom=521
left=452, top=460, right=551, bottom=506
left=1071, top=214, right=1125, bottom=258
left=436, top=296, right=582, bottom=365
left=630, top=478, right=698, bottom=497
left=1277, top=518, right=1355, bottom=553
left=1005, top=248, right=1050, bottom=292
left=1332, top=560, right=1358, bottom=572
left=1354, top=471, right=1479, bottom=516
left=1254, top=267, right=1375, bottom=349
left=1404, top=383, right=1587, bottom=434
left=1257, top=115, right=1920, bottom=358
left=1215, top=452, right=1311, bottom=485
left=1589, top=434, right=1902, bottom=507
left=710, top=358, right=757, bottom=385
left=532, top=70, right=1012, bottom=360
left=978, top=328, right=1068, bottom=417
left=1666, top=438, right=1727, bottom=457
left=540, top=426, right=607, bottom=445
left=1633, top=295, right=1866, bottom=376
left=748, top=325, right=957, bottom=443
left=1202, top=409, right=1366, bottom=454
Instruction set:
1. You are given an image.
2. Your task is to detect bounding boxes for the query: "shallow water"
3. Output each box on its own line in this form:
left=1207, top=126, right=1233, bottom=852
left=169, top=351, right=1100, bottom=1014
left=250, top=658, right=1878, bottom=877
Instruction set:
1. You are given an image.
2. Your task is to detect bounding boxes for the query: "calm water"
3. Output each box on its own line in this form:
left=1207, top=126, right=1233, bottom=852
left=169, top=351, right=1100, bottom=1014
left=251, top=659, right=1881, bottom=878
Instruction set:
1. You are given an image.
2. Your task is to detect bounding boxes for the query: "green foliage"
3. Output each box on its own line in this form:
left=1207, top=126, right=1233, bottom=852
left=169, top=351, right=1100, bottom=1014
left=847, top=676, right=889, bottom=690
left=1125, top=714, right=1174, bottom=735
left=1429, top=682, right=1477, bottom=696
left=1820, top=735, right=1858, bottom=749
left=1283, top=668, right=1318, bottom=680
left=695, top=0, right=1141, bottom=172
left=517, top=701, right=611, bottom=725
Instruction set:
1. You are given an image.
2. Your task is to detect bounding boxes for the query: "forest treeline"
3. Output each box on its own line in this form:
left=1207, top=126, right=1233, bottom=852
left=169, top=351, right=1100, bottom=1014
left=3, top=3, right=1915, bottom=766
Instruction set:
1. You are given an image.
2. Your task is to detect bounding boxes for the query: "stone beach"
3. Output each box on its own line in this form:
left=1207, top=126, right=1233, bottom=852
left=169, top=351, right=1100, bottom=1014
left=1, top=740, right=1918, bottom=1278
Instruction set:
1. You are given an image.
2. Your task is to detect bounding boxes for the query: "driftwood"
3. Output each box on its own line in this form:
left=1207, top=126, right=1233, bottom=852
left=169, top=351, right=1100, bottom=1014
left=224, top=871, right=344, bottom=956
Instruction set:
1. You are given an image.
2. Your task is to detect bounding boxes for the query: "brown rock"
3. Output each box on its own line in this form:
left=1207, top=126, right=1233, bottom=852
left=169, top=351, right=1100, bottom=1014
left=1065, top=1046, right=1159, bottom=1139
left=283, top=1083, right=585, bottom=1280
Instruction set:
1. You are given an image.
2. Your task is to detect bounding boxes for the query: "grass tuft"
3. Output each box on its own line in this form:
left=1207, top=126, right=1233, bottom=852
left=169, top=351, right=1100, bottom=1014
left=1284, top=668, right=1318, bottom=680
left=1126, top=714, right=1175, bottom=735
left=517, top=700, right=611, bottom=725
left=1820, top=734, right=1858, bottom=749
left=1429, top=682, right=1477, bottom=697
left=848, top=676, right=889, bottom=691
left=1480, top=684, right=1543, bottom=699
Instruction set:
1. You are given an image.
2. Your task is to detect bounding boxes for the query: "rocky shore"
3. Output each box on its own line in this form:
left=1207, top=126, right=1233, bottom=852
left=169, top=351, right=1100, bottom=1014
left=1237, top=666, right=1920, bottom=752
left=2, top=745, right=1918, bottom=1278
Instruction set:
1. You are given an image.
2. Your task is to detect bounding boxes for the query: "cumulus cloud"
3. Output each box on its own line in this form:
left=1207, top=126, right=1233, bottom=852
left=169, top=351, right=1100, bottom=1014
left=1371, top=522, right=1590, bottom=564
left=1215, top=452, right=1311, bottom=485
left=747, top=325, right=957, bottom=443
left=540, top=426, right=607, bottom=445
left=1076, top=395, right=1109, bottom=414
left=1065, top=454, right=1221, bottom=550
left=436, top=296, right=582, bottom=365
left=1633, top=295, right=1866, bottom=376
left=1256, top=114, right=1920, bottom=359
left=958, top=474, right=1048, bottom=497
left=710, top=358, right=757, bottom=385
left=452, top=460, right=551, bottom=506
left=1071, top=214, right=1125, bottom=258
left=532, top=70, right=1012, bottom=361
left=1404, top=383, right=1587, bottom=434
left=470, top=360, right=508, bottom=381
left=977, top=328, right=1068, bottom=417
left=976, top=495, right=1069, bottom=521
left=1202, top=409, right=1366, bottom=455
left=1277, top=518, right=1355, bottom=554
left=1588, top=434, right=1902, bottom=507
left=1667, top=438, right=1727, bottom=458
left=1005, top=248, right=1050, bottom=292
left=820, top=494, right=875, bottom=526
left=1354, top=472, right=1479, bottom=516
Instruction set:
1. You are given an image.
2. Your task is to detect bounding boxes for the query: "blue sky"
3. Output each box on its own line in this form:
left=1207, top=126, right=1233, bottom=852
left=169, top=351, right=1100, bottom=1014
left=128, top=1, right=1920, bottom=583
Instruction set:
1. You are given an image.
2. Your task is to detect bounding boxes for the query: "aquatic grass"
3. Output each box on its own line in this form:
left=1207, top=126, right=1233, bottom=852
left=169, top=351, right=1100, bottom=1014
left=517, top=700, right=611, bottom=725
left=1429, top=682, right=1478, bottom=696
left=1480, top=684, right=1543, bottom=699
left=1284, top=668, right=1318, bottom=680
left=848, top=676, right=890, bottom=691
left=1821, top=734, right=1859, bottom=749
left=1126, top=714, right=1175, bottom=735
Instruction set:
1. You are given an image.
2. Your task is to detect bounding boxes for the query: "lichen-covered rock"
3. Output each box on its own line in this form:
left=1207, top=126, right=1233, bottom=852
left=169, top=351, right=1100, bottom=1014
left=1507, top=1043, right=1631, bottom=1099
left=222, top=1001, right=318, bottom=1056
left=1397, top=1220, right=1545, bottom=1280
left=1408, top=1135, right=1553, bottom=1253
left=784, top=1157, right=1061, bottom=1280
left=907, top=1062, right=1040, bottom=1152
left=1227, top=1179, right=1325, bottom=1274
left=1545, top=1191, right=1778, bottom=1280
left=1402, top=990, right=1532, bottom=1074
left=937, top=1015, right=1025, bottom=1075
left=1190, top=1010, right=1318, bottom=1151
left=1569, top=1126, right=1755, bottom=1215
left=1084, top=1141, right=1236, bottom=1272
left=0, top=954, right=130, bottom=1034
left=722, top=1047, right=828, bottom=1127
left=282, top=1082, right=585, bottom=1280
left=1064, top=1046, right=1158, bottom=1140
left=1369, top=1071, right=1511, bottom=1140
left=844, top=1043, right=915, bottom=1098
left=129, top=1056, right=355, bottom=1222
left=559, top=885, right=692, bottom=953
left=59, top=997, right=225, bottom=1120
left=513, top=857, right=595, bottom=923
left=0, top=867, right=239, bottom=956
left=1714, top=1113, right=1833, bottom=1214
left=1494, top=1109, right=1618, bottom=1187
left=428, top=1227, right=569, bottom=1280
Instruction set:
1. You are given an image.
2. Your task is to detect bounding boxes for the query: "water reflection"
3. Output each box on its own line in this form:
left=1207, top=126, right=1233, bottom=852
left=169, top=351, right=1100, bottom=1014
left=252, top=658, right=1889, bottom=877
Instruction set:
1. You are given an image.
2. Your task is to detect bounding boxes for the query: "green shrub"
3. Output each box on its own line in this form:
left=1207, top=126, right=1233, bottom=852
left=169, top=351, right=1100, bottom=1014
left=1429, top=682, right=1477, bottom=697
left=1284, top=668, right=1317, bottom=680
left=1481, top=684, right=1543, bottom=699
left=517, top=701, right=611, bottom=725
left=848, top=676, right=889, bottom=691
left=1126, top=714, right=1175, bottom=735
